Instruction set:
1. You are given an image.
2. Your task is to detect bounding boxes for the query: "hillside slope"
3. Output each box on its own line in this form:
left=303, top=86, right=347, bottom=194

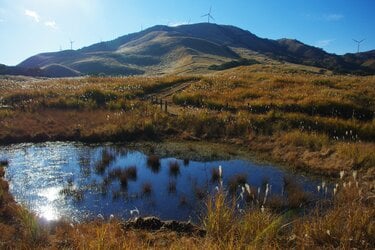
left=4, top=23, right=375, bottom=77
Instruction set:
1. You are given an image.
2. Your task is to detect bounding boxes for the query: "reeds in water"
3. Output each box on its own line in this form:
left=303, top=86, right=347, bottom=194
left=147, top=155, right=160, bottom=173
left=169, top=161, right=180, bottom=177
left=142, top=182, right=152, bottom=195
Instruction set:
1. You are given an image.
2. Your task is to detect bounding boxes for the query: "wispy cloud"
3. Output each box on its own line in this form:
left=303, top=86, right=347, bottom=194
left=44, top=20, right=57, bottom=29
left=316, top=39, right=334, bottom=48
left=323, top=14, right=344, bottom=21
left=0, top=19, right=4, bottom=23
left=25, top=9, right=40, bottom=22
left=303, top=13, right=344, bottom=22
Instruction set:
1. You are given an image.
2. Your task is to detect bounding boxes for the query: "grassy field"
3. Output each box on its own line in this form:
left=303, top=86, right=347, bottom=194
left=0, top=64, right=374, bottom=248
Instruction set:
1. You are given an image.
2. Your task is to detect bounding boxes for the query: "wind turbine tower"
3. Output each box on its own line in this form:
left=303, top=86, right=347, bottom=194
left=201, top=6, right=215, bottom=23
left=353, top=39, right=365, bottom=53
left=70, top=40, right=74, bottom=50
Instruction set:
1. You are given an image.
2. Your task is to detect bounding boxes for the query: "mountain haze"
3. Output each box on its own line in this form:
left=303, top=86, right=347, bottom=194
left=2, top=23, right=374, bottom=77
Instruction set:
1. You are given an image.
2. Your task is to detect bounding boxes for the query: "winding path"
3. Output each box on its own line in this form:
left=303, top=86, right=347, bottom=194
left=145, top=80, right=195, bottom=115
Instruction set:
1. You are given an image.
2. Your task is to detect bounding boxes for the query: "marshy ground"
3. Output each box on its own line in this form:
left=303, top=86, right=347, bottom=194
left=0, top=63, right=374, bottom=248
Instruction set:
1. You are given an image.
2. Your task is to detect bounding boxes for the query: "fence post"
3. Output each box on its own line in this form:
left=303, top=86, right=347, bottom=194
left=160, top=99, right=163, bottom=109
left=165, top=101, right=168, bottom=112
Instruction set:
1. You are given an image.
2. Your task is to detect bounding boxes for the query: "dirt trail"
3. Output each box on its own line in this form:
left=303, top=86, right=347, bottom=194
left=146, top=81, right=194, bottom=115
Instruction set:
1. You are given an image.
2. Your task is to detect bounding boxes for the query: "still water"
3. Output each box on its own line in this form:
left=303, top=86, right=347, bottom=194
left=1, top=142, right=321, bottom=222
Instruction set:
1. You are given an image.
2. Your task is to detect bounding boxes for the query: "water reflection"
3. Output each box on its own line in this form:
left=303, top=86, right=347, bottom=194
left=40, top=186, right=61, bottom=201
left=39, top=204, right=59, bottom=221
left=1, top=142, right=323, bottom=223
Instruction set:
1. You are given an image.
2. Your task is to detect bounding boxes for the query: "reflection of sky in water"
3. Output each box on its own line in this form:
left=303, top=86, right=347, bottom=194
left=1, top=142, right=322, bottom=223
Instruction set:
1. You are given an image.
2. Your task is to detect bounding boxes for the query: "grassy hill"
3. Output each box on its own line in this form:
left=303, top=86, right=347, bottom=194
left=1, top=23, right=373, bottom=77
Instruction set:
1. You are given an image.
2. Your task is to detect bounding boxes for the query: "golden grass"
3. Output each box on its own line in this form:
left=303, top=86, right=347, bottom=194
left=336, top=142, right=375, bottom=169
left=283, top=130, right=330, bottom=151
left=0, top=67, right=374, bottom=248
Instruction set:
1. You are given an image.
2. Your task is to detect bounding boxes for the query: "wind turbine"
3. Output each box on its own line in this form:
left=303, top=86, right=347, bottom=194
left=201, top=6, right=215, bottom=23
left=69, top=39, right=74, bottom=50
left=353, top=38, right=365, bottom=53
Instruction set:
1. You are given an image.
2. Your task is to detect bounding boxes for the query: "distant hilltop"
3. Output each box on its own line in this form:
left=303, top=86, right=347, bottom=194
left=1, top=23, right=375, bottom=77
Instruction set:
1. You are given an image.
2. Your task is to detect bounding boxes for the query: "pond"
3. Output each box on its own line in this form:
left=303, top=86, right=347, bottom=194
left=1, top=142, right=324, bottom=223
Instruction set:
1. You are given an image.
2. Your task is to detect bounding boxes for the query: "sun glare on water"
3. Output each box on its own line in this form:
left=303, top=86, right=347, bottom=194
left=37, top=187, right=61, bottom=221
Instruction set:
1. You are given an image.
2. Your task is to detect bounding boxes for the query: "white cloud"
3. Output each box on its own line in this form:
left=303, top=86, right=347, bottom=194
left=0, top=19, right=4, bottom=23
left=25, top=9, right=40, bottom=22
left=44, top=20, right=57, bottom=29
left=316, top=39, right=334, bottom=48
left=324, top=14, right=344, bottom=21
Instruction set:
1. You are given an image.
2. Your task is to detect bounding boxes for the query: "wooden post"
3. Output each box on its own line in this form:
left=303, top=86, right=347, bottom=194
left=165, top=101, right=168, bottom=112
left=160, top=99, right=163, bottom=109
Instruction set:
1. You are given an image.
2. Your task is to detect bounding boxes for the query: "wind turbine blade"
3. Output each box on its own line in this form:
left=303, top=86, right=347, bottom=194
left=201, top=14, right=209, bottom=17
left=209, top=6, right=212, bottom=14
left=353, top=39, right=359, bottom=43
left=359, top=39, right=365, bottom=43
left=209, top=14, right=215, bottom=21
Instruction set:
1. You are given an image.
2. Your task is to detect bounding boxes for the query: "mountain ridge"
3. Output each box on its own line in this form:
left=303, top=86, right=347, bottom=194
left=2, top=23, right=374, bottom=77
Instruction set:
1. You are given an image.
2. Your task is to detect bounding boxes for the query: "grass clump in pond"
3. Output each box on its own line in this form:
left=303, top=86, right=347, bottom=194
left=179, top=195, right=188, bottom=206
left=108, top=167, right=122, bottom=179
left=95, top=150, right=116, bottom=175
left=142, top=182, right=152, bottom=196
left=282, top=176, right=310, bottom=208
left=125, top=166, right=137, bottom=181
left=169, top=161, right=180, bottom=177
left=168, top=180, right=177, bottom=194
left=228, top=173, right=247, bottom=194
left=108, top=166, right=137, bottom=186
left=183, top=158, right=189, bottom=166
left=119, top=172, right=128, bottom=189
left=211, top=167, right=221, bottom=183
left=147, top=155, right=160, bottom=173
left=59, top=187, right=84, bottom=202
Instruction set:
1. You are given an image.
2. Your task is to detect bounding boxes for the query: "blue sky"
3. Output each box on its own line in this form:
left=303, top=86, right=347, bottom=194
left=0, top=0, right=374, bottom=65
